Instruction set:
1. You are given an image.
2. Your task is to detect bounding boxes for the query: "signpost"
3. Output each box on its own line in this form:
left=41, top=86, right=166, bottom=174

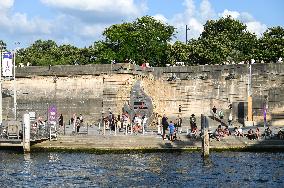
left=2, top=52, right=13, bottom=77
left=48, top=105, right=57, bottom=125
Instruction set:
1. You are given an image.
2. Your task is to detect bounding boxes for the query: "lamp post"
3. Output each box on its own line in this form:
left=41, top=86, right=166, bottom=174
left=0, top=43, right=4, bottom=125
left=247, top=59, right=255, bottom=122
left=13, top=42, right=20, bottom=120
left=185, top=25, right=190, bottom=44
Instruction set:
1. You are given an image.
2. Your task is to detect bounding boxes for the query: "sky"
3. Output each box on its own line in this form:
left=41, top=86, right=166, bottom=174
left=0, top=0, right=283, bottom=50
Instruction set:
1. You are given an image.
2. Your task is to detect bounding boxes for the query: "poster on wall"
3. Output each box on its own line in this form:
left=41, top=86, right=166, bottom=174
left=1, top=51, right=13, bottom=77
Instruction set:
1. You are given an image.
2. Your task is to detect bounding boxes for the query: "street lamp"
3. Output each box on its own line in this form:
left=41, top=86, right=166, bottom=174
left=247, top=59, right=255, bottom=122
left=13, top=42, right=20, bottom=120
left=185, top=25, right=190, bottom=44
left=0, top=43, right=4, bottom=125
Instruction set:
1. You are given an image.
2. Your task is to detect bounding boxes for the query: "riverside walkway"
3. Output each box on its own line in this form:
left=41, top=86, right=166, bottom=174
left=31, top=125, right=284, bottom=152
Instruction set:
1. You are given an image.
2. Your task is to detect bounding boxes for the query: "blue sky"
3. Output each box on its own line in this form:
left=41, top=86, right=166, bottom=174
left=0, top=0, right=283, bottom=50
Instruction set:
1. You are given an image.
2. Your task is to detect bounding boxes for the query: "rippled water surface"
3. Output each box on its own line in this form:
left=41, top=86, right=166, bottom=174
left=0, top=151, right=284, bottom=187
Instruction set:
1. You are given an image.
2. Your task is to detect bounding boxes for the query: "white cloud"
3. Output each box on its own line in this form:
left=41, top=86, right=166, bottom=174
left=188, top=18, right=204, bottom=33
left=246, top=21, right=267, bottom=37
left=157, top=0, right=268, bottom=43
left=219, top=9, right=240, bottom=19
left=78, top=24, right=107, bottom=38
left=153, top=14, right=168, bottom=23
left=200, top=0, right=215, bottom=21
left=219, top=9, right=267, bottom=37
left=169, top=0, right=212, bottom=41
left=41, top=0, right=147, bottom=23
left=0, top=1, right=52, bottom=35
left=0, top=0, right=13, bottom=10
left=1, top=0, right=270, bottom=49
left=183, top=0, right=196, bottom=18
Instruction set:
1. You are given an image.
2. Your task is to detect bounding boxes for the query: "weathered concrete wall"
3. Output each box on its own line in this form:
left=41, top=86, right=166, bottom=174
left=3, top=64, right=137, bottom=124
left=147, top=63, right=284, bottom=124
left=2, top=63, right=284, bottom=126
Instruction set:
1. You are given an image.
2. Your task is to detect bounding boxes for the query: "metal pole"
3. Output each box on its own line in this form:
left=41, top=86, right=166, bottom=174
left=186, top=25, right=190, bottom=44
left=0, top=45, right=2, bottom=125
left=13, top=50, right=17, bottom=120
left=186, top=25, right=188, bottom=44
left=250, top=64, right=252, bottom=96
left=247, top=63, right=253, bottom=122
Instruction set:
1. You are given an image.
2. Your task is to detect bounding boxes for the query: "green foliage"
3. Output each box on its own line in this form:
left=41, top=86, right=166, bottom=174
left=0, top=40, right=7, bottom=50
left=102, top=16, right=175, bottom=66
left=186, top=16, right=258, bottom=65
left=257, top=26, right=284, bottom=62
left=16, top=40, right=97, bottom=66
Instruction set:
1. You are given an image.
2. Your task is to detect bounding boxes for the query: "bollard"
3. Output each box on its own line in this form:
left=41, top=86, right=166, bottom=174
left=130, top=124, right=133, bottom=135
left=103, top=121, right=106, bottom=136
left=23, top=113, right=31, bottom=153
left=201, top=114, right=210, bottom=157
left=87, top=123, right=89, bottom=135
left=114, top=123, right=117, bottom=136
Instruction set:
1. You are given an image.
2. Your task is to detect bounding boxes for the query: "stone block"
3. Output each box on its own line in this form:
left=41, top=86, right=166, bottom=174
left=244, top=121, right=256, bottom=127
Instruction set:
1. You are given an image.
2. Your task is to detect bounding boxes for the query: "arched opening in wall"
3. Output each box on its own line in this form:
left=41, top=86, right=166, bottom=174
left=123, top=80, right=153, bottom=127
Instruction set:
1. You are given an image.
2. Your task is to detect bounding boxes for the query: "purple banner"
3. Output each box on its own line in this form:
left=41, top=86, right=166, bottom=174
left=48, top=105, right=57, bottom=124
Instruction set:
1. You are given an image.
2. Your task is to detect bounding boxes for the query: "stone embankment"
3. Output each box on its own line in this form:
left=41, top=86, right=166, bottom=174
left=31, top=134, right=284, bottom=153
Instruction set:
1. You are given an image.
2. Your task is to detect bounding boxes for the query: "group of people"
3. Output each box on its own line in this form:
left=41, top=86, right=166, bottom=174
left=213, top=125, right=231, bottom=141
left=70, top=113, right=84, bottom=133
left=161, top=115, right=176, bottom=141
left=158, top=114, right=197, bottom=141
left=212, top=105, right=233, bottom=126
left=102, top=109, right=149, bottom=134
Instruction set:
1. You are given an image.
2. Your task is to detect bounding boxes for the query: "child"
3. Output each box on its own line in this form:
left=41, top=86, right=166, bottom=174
left=168, top=121, right=175, bottom=141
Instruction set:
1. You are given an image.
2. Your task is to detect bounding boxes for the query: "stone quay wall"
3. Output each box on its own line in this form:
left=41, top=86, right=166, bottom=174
left=2, top=63, right=284, bottom=126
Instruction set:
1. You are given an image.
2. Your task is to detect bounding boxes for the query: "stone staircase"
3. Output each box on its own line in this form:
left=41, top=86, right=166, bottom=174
left=271, top=111, right=284, bottom=126
left=102, top=75, right=134, bottom=114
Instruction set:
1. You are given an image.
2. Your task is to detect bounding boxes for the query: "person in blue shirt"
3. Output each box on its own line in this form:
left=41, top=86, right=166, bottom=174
left=168, top=121, right=176, bottom=141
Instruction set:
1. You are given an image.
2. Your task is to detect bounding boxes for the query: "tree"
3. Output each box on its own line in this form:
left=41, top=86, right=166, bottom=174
left=0, top=40, right=7, bottom=50
left=17, top=40, right=59, bottom=66
left=167, top=41, right=191, bottom=65
left=257, top=26, right=284, bottom=62
left=188, top=17, right=258, bottom=65
left=16, top=40, right=88, bottom=66
left=90, top=41, right=116, bottom=64
left=102, top=16, right=175, bottom=66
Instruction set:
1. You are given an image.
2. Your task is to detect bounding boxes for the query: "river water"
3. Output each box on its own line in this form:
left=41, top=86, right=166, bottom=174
left=0, top=151, right=283, bottom=187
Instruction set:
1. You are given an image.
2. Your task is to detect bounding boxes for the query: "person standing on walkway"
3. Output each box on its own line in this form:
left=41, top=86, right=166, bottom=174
left=142, top=115, right=148, bottom=133
left=176, top=115, right=182, bottom=134
left=79, top=113, right=84, bottom=128
left=190, top=114, right=196, bottom=132
left=76, top=117, right=81, bottom=133
left=162, top=114, right=168, bottom=140
left=168, top=121, right=175, bottom=141
left=58, top=114, right=63, bottom=127
left=219, top=109, right=224, bottom=120
left=72, top=113, right=77, bottom=133
left=212, top=106, right=217, bottom=119
left=228, top=112, right=233, bottom=127
left=157, top=115, right=162, bottom=135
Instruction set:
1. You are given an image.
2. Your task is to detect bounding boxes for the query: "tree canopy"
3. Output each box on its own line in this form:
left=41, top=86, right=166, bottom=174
left=95, top=16, right=175, bottom=66
left=1, top=16, right=283, bottom=66
left=187, top=17, right=258, bottom=65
